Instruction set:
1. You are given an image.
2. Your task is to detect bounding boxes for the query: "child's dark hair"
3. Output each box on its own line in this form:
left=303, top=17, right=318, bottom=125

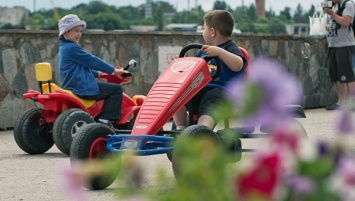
left=204, top=10, right=235, bottom=37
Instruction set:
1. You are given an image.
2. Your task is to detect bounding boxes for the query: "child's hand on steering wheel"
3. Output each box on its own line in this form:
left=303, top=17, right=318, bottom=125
left=113, top=68, right=130, bottom=79
left=201, top=45, right=222, bottom=57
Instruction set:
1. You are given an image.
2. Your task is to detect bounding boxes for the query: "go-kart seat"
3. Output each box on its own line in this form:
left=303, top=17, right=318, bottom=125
left=239, top=47, right=251, bottom=77
left=35, top=62, right=95, bottom=108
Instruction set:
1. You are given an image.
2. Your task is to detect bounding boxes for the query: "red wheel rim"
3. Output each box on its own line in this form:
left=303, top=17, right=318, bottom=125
left=89, top=137, right=107, bottom=161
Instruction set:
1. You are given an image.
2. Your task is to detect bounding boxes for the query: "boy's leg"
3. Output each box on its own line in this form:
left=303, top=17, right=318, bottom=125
left=172, top=88, right=204, bottom=130
left=197, top=115, right=215, bottom=129
left=196, top=87, right=223, bottom=129
left=172, top=107, right=187, bottom=130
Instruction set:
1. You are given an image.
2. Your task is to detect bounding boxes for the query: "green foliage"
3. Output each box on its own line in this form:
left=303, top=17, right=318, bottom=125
left=15, top=1, right=316, bottom=34
left=267, top=18, right=287, bottom=34
left=279, top=7, right=292, bottom=22
left=85, top=13, right=125, bottom=30
left=213, top=1, right=229, bottom=10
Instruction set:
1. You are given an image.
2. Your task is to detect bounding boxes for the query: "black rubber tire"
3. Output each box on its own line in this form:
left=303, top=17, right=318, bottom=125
left=289, top=119, right=308, bottom=139
left=13, top=108, right=54, bottom=154
left=53, top=108, right=94, bottom=155
left=70, top=123, right=119, bottom=190
left=172, top=125, right=221, bottom=181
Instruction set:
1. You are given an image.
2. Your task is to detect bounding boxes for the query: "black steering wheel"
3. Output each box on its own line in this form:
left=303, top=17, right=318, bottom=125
left=179, top=43, right=222, bottom=80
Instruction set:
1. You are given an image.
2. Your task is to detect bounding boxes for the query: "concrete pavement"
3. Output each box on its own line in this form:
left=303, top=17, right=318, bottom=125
left=1, top=108, right=355, bottom=201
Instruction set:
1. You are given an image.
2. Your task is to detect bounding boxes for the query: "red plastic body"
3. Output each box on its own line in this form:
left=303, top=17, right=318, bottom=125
left=131, top=57, right=212, bottom=135
left=23, top=66, right=142, bottom=125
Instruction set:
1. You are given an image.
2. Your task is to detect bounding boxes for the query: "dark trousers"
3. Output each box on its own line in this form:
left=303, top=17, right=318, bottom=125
left=78, top=82, right=123, bottom=120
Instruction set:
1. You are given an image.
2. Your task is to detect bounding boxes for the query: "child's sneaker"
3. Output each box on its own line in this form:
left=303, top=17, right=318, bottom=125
left=98, top=119, right=115, bottom=129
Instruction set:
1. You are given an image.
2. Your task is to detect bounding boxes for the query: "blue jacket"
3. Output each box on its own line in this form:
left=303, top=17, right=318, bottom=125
left=58, top=38, right=115, bottom=96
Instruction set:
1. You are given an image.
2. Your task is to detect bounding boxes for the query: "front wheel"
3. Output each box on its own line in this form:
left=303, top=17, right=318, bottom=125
left=172, top=125, right=223, bottom=182
left=70, top=123, right=119, bottom=190
left=13, top=108, right=54, bottom=154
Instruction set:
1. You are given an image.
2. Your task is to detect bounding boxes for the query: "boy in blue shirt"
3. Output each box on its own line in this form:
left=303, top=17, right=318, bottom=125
left=58, top=14, right=129, bottom=126
left=173, top=10, right=248, bottom=130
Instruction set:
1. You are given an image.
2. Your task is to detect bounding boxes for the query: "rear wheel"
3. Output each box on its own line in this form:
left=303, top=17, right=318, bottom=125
left=70, top=123, right=119, bottom=190
left=260, top=119, right=308, bottom=138
left=13, top=108, right=54, bottom=154
left=53, top=108, right=94, bottom=155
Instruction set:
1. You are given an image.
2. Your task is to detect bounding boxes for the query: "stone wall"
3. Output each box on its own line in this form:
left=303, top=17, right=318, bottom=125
left=0, top=30, right=335, bottom=129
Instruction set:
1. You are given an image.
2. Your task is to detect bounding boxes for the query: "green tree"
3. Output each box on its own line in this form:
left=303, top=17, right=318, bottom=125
left=279, top=7, right=292, bottom=22
left=293, top=4, right=305, bottom=23
left=85, top=13, right=125, bottom=30
left=267, top=18, right=287, bottom=34
left=213, top=1, right=228, bottom=10
left=1, top=23, right=25, bottom=29
left=246, top=4, right=257, bottom=21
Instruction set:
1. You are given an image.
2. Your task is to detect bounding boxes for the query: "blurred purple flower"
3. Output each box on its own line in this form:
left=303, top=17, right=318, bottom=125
left=285, top=174, right=314, bottom=195
left=335, top=108, right=354, bottom=135
left=337, top=156, right=355, bottom=185
left=225, top=57, right=302, bottom=127
left=317, top=140, right=331, bottom=157
left=329, top=156, right=355, bottom=201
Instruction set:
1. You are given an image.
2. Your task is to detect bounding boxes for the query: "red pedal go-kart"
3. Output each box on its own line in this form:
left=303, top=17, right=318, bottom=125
left=13, top=60, right=145, bottom=155
left=70, top=44, right=307, bottom=190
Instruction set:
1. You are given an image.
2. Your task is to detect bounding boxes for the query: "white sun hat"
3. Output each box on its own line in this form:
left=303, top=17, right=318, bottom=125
left=58, top=14, right=86, bottom=37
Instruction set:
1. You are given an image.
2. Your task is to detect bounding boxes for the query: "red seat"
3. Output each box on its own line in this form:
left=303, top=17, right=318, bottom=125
left=239, top=47, right=251, bottom=78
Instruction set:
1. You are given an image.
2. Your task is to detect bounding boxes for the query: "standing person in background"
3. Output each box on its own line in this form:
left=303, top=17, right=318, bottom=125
left=324, top=0, right=355, bottom=110
left=58, top=14, right=129, bottom=127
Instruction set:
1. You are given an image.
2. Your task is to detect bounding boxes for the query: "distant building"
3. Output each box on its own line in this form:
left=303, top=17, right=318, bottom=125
left=0, top=6, right=29, bottom=27
left=145, top=0, right=152, bottom=18
left=130, top=25, right=157, bottom=32
left=164, top=23, right=198, bottom=32
left=286, top=23, right=310, bottom=35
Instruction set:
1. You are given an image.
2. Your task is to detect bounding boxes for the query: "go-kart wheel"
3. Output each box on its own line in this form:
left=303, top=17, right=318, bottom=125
left=172, top=125, right=222, bottom=181
left=260, top=119, right=308, bottom=138
left=53, top=108, right=95, bottom=155
left=70, top=123, right=119, bottom=190
left=13, top=108, right=54, bottom=154
left=179, top=43, right=222, bottom=80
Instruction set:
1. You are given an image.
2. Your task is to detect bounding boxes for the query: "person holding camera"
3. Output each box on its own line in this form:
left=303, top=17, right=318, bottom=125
left=323, top=0, right=355, bottom=110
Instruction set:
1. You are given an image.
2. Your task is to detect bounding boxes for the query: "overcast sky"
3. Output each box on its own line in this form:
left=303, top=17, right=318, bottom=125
left=1, top=0, right=322, bottom=14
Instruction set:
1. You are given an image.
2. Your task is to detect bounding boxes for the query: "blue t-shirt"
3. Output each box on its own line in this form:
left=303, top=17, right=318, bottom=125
left=197, top=40, right=247, bottom=89
left=58, top=38, right=115, bottom=96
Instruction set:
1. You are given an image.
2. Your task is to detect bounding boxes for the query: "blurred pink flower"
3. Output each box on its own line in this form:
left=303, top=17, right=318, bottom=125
left=235, top=151, right=282, bottom=200
left=270, top=124, right=301, bottom=154
left=59, top=164, right=87, bottom=201
left=225, top=57, right=302, bottom=128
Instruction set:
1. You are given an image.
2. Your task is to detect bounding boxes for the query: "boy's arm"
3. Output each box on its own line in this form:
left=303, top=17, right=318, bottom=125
left=201, top=45, right=243, bottom=72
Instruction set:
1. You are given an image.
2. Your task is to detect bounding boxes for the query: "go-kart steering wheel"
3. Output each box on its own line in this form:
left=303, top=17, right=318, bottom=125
left=179, top=43, right=222, bottom=80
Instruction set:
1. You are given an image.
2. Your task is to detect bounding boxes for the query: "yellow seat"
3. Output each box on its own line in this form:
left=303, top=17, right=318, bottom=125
left=35, top=62, right=95, bottom=108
